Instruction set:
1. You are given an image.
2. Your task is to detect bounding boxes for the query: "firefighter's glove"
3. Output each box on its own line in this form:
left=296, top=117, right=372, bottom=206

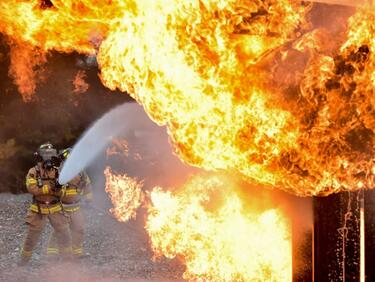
left=52, top=180, right=63, bottom=192
left=41, top=184, right=50, bottom=194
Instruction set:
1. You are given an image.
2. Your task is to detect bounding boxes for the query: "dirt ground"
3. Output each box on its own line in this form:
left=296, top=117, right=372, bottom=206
left=0, top=193, right=186, bottom=282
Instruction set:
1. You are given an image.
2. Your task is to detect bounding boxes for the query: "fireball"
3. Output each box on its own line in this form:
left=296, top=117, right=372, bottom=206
left=1, top=1, right=374, bottom=195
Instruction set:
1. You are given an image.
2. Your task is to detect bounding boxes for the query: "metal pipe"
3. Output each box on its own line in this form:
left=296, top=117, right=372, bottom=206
left=313, top=192, right=361, bottom=281
left=360, top=190, right=365, bottom=282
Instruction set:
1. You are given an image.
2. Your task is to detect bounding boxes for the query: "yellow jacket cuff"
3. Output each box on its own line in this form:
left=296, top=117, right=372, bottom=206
left=42, top=184, right=50, bottom=194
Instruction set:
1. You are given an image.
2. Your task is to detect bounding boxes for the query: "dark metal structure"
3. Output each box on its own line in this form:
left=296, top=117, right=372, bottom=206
left=364, top=189, right=375, bottom=281
left=313, top=190, right=375, bottom=281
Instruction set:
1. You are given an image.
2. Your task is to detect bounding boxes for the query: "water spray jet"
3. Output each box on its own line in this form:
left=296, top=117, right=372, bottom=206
left=59, top=102, right=157, bottom=184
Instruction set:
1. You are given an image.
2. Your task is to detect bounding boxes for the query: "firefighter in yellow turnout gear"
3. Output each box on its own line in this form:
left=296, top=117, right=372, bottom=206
left=47, top=148, right=93, bottom=258
left=20, top=143, right=72, bottom=265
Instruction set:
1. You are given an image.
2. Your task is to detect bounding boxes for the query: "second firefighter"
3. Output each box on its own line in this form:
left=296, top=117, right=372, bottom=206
left=47, top=148, right=93, bottom=258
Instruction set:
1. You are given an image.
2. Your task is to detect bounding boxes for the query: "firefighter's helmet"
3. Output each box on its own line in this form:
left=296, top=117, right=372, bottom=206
left=60, top=148, right=72, bottom=160
left=35, top=142, right=58, bottom=169
left=38, top=143, right=57, bottom=160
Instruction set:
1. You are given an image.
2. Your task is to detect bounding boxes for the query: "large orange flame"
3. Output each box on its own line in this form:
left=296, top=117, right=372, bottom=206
left=1, top=1, right=374, bottom=195
left=146, top=175, right=292, bottom=282
left=97, top=1, right=375, bottom=195
left=97, top=0, right=310, bottom=195
left=105, top=169, right=292, bottom=281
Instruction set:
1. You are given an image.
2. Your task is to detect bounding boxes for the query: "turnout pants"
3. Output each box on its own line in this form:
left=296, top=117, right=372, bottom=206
left=21, top=211, right=71, bottom=262
left=48, top=208, right=85, bottom=257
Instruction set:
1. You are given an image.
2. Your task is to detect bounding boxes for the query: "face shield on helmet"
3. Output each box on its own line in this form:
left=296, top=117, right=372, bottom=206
left=36, top=143, right=58, bottom=170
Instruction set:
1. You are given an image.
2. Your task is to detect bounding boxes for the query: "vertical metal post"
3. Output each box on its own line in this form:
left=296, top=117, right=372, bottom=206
left=364, top=189, right=375, bottom=280
left=359, top=190, right=364, bottom=282
left=313, top=191, right=361, bottom=281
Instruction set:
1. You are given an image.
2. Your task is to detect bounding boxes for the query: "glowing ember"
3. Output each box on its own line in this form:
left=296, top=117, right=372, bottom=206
left=1, top=1, right=375, bottom=195
left=146, top=175, right=292, bottom=281
left=104, top=166, right=144, bottom=222
left=72, top=70, right=89, bottom=94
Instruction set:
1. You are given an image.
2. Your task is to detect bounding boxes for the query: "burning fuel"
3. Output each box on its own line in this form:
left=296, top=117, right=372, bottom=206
left=2, top=1, right=375, bottom=195
left=4, top=1, right=373, bottom=280
left=146, top=175, right=292, bottom=282
left=104, top=170, right=292, bottom=282
left=104, top=166, right=144, bottom=222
